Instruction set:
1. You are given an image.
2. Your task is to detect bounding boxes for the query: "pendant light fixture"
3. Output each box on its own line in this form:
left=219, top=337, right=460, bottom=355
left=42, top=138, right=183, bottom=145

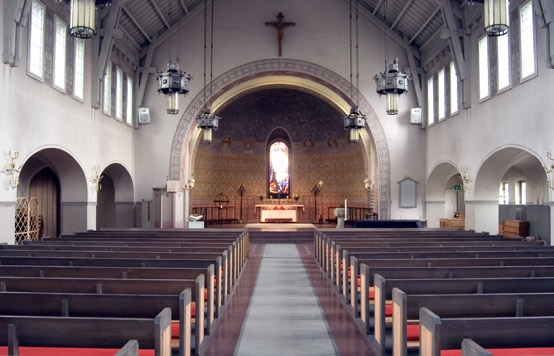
left=484, top=0, right=509, bottom=36
left=156, top=0, right=191, bottom=115
left=343, top=0, right=366, bottom=143
left=196, top=0, right=221, bottom=143
left=65, top=0, right=111, bottom=39
left=374, top=0, right=410, bottom=115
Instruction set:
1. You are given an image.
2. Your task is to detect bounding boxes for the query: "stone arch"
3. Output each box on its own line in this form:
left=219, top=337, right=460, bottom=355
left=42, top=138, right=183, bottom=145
left=169, top=58, right=391, bottom=218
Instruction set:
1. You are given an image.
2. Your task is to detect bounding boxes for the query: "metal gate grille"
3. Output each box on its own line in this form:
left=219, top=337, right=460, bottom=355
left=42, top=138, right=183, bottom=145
left=15, top=197, right=40, bottom=244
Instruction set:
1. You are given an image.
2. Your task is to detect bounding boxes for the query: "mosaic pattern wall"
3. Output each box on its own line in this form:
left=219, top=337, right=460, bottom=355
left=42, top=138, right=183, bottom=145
left=191, top=89, right=374, bottom=223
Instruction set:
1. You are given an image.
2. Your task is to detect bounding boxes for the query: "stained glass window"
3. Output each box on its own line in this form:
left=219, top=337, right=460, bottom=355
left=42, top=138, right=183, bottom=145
left=268, top=141, right=290, bottom=198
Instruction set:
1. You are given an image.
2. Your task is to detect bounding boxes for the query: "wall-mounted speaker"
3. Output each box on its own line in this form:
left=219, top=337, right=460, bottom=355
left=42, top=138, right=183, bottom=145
left=410, top=107, right=422, bottom=124
left=138, top=107, right=150, bottom=124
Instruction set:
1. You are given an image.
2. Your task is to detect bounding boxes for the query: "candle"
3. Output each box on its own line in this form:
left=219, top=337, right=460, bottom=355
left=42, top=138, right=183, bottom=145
left=344, top=199, right=348, bottom=221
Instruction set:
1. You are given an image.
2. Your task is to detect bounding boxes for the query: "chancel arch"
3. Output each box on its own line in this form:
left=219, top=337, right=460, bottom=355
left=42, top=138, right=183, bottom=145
left=170, top=58, right=391, bottom=219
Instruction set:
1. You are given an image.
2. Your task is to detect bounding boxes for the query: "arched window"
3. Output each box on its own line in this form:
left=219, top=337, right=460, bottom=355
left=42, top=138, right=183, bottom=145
left=268, top=141, right=290, bottom=198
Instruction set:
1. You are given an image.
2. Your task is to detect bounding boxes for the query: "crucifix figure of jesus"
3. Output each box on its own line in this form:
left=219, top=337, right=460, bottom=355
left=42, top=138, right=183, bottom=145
left=265, top=12, right=296, bottom=57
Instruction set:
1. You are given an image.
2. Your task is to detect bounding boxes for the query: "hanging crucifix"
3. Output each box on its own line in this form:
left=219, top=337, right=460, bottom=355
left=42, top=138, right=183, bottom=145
left=265, top=12, right=296, bottom=57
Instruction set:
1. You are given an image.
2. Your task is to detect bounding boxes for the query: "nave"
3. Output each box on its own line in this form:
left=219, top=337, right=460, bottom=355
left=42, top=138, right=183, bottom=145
left=202, top=243, right=375, bottom=356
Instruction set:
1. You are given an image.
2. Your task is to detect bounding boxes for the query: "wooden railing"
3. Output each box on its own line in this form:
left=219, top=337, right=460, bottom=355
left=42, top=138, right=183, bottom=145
left=191, top=206, right=238, bottom=224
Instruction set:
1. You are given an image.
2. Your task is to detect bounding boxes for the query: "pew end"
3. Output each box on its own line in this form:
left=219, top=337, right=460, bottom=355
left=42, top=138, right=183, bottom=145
left=461, top=339, right=492, bottom=356
left=115, top=340, right=140, bottom=356
left=419, top=307, right=554, bottom=356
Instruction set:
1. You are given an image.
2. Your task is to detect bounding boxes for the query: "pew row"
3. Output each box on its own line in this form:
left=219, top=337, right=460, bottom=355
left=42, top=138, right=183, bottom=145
left=325, top=240, right=547, bottom=289
left=0, top=274, right=207, bottom=355
left=0, top=289, right=198, bottom=356
left=371, top=275, right=554, bottom=356
left=0, top=255, right=225, bottom=319
left=355, top=257, right=554, bottom=324
left=419, top=308, right=554, bottom=356
left=336, top=244, right=552, bottom=306
left=392, top=290, right=554, bottom=356
left=0, top=308, right=171, bottom=356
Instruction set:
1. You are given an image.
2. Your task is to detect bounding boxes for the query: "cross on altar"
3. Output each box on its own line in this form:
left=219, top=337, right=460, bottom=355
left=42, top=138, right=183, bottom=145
left=265, top=12, right=296, bottom=57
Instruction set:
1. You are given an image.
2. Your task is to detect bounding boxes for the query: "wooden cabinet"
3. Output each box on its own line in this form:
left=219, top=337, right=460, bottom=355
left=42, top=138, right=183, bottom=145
left=439, top=218, right=465, bottom=229
left=500, top=220, right=529, bottom=238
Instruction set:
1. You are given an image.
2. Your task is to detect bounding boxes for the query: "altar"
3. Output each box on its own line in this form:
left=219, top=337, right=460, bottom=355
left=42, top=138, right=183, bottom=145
left=255, top=204, right=304, bottom=223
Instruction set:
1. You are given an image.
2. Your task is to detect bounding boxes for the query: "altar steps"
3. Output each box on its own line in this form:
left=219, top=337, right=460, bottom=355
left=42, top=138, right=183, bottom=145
left=247, top=228, right=315, bottom=244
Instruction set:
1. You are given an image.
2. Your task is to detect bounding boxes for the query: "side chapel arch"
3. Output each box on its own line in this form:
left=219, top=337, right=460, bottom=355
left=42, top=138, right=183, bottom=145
left=169, top=58, right=391, bottom=218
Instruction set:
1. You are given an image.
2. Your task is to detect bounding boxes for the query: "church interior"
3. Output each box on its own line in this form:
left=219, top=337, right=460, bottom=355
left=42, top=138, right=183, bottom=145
left=2, top=0, right=554, bottom=354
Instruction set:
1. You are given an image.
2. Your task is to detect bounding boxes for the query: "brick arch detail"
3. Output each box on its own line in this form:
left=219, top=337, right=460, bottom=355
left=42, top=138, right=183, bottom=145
left=169, top=58, right=390, bottom=219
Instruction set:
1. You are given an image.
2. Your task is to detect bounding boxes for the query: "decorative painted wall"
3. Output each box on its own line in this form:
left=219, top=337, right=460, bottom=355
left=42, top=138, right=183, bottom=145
left=191, top=88, right=370, bottom=223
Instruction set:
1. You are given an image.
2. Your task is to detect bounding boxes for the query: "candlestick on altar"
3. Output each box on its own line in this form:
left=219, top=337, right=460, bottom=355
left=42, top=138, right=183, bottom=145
left=345, top=199, right=348, bottom=221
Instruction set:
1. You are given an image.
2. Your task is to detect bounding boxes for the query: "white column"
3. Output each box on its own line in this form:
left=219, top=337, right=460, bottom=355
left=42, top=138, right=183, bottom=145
left=184, top=188, right=191, bottom=228
left=173, top=190, right=185, bottom=228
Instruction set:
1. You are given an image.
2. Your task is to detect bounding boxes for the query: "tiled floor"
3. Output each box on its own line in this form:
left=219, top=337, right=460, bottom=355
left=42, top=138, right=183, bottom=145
left=201, top=243, right=377, bottom=356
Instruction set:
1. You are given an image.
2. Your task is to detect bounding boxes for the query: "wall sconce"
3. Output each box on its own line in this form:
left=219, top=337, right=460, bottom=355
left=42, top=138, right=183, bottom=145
left=545, top=152, right=554, bottom=190
left=364, top=178, right=372, bottom=191
left=343, top=107, right=365, bottom=143
left=459, top=165, right=472, bottom=190
left=65, top=0, right=112, bottom=39
left=197, top=108, right=220, bottom=143
left=1, top=149, right=21, bottom=189
left=184, top=178, right=195, bottom=190
left=90, top=164, right=103, bottom=193
left=375, top=57, right=410, bottom=115
left=156, top=61, right=192, bottom=115
left=484, top=0, right=509, bottom=36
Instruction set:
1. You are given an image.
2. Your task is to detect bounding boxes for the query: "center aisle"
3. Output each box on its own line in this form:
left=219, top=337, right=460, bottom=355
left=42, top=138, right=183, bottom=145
left=200, top=242, right=376, bottom=356
left=234, top=244, right=338, bottom=356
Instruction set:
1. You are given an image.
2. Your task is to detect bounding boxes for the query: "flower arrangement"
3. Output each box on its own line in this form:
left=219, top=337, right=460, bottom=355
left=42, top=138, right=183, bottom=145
left=293, top=194, right=300, bottom=201
left=258, top=193, right=264, bottom=201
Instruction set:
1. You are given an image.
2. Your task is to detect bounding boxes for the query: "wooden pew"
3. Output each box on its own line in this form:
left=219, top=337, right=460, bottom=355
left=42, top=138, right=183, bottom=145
left=317, top=234, right=521, bottom=267
left=323, top=238, right=545, bottom=281
left=458, top=338, right=554, bottom=356
left=372, top=275, right=554, bottom=356
left=392, top=290, right=554, bottom=356
left=419, top=308, right=554, bottom=356
left=333, top=243, right=551, bottom=301
left=314, top=228, right=508, bottom=262
left=0, top=274, right=209, bottom=354
left=39, top=236, right=247, bottom=294
left=0, top=289, right=196, bottom=356
left=345, top=264, right=554, bottom=319
left=0, top=250, right=230, bottom=305
left=0, top=308, right=172, bottom=356
left=355, top=257, right=554, bottom=323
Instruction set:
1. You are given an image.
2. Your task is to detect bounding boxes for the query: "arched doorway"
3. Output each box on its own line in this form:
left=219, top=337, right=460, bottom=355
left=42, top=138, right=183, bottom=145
left=472, top=146, right=550, bottom=242
left=29, top=167, right=60, bottom=238
left=17, top=148, right=87, bottom=237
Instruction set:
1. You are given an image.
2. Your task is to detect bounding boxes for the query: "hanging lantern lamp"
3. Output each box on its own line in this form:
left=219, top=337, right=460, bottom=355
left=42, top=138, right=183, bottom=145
left=374, top=57, right=410, bottom=115
left=484, top=0, right=510, bottom=36
left=66, top=0, right=112, bottom=39
left=156, top=61, right=192, bottom=115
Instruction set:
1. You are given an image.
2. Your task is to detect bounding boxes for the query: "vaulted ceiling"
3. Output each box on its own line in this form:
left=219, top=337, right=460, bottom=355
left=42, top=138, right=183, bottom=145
left=95, top=0, right=483, bottom=76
